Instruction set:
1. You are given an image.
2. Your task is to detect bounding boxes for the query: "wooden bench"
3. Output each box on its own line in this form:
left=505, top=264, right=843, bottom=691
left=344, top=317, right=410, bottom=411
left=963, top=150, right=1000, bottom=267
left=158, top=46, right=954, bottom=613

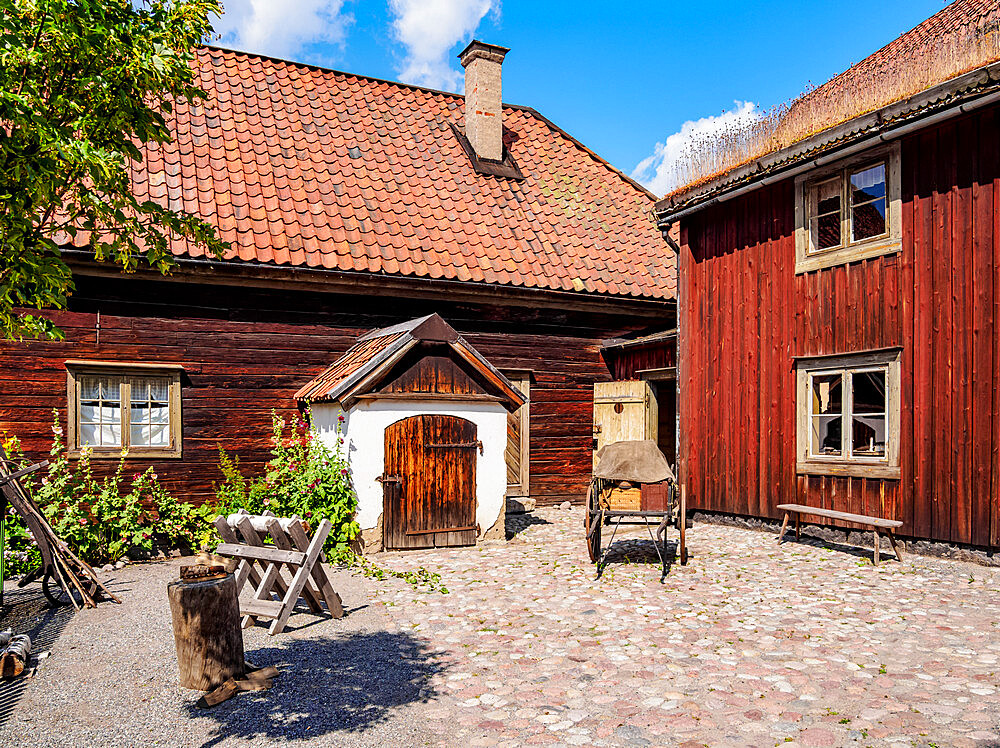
left=776, top=504, right=903, bottom=565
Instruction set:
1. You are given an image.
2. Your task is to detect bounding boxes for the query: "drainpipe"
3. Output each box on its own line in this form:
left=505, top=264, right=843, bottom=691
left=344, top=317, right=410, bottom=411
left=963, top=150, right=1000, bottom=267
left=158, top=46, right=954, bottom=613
left=662, top=227, right=686, bottom=557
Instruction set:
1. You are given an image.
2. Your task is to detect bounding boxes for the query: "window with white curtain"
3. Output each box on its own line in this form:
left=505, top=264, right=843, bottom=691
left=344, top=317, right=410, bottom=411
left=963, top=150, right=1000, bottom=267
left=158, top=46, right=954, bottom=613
left=67, top=363, right=182, bottom=457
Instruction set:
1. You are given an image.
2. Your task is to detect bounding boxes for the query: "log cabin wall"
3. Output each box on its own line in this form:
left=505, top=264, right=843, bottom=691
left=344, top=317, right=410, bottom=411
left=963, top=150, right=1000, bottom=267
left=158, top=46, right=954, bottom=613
left=1, top=273, right=667, bottom=507
left=678, top=103, right=1000, bottom=549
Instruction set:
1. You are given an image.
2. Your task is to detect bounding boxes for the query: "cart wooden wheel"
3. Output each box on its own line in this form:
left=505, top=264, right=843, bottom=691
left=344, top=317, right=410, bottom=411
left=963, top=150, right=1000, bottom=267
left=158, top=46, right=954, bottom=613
left=42, top=567, right=94, bottom=607
left=585, top=481, right=602, bottom=563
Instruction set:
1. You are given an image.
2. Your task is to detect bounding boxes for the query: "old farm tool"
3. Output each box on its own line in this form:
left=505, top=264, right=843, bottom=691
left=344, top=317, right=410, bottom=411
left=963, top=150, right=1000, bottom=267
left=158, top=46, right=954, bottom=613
left=214, top=510, right=343, bottom=635
left=0, top=447, right=120, bottom=610
left=585, top=440, right=687, bottom=581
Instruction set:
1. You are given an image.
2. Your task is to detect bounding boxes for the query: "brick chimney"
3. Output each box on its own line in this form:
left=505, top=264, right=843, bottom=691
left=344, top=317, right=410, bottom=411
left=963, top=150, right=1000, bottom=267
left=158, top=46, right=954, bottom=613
left=458, top=40, right=509, bottom=162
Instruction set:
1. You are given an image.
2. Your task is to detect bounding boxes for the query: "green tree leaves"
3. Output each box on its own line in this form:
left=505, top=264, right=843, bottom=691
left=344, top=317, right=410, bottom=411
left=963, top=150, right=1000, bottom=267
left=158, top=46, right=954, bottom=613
left=0, top=0, right=228, bottom=339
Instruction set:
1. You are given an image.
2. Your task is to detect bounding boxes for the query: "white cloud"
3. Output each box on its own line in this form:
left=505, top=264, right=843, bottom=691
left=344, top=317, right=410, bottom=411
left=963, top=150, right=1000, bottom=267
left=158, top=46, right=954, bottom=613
left=389, top=0, right=498, bottom=91
left=632, top=101, right=761, bottom=197
left=213, top=0, right=351, bottom=60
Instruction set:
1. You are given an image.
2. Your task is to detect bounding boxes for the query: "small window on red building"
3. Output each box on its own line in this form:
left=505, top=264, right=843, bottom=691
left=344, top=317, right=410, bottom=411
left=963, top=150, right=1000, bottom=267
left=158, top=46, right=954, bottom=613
left=796, top=350, right=900, bottom=479
left=795, top=144, right=900, bottom=273
left=66, top=361, right=183, bottom=458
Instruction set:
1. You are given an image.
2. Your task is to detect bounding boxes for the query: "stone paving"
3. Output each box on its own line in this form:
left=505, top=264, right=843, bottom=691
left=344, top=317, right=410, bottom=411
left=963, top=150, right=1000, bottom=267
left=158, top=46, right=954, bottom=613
left=371, top=507, right=1000, bottom=747
left=1, top=507, right=999, bottom=747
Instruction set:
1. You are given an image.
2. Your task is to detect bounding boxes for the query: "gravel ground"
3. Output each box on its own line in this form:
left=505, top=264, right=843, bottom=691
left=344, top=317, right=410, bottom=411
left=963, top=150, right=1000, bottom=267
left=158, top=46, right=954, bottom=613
left=0, top=508, right=998, bottom=747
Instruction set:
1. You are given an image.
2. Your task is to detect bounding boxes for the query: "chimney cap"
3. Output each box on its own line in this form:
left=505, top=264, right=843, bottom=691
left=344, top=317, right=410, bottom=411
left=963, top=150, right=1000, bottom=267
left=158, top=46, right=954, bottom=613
left=458, top=40, right=509, bottom=68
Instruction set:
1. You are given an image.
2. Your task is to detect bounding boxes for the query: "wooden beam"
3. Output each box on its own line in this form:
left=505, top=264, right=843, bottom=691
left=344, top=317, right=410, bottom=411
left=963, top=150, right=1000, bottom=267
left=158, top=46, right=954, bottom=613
left=215, top=544, right=306, bottom=566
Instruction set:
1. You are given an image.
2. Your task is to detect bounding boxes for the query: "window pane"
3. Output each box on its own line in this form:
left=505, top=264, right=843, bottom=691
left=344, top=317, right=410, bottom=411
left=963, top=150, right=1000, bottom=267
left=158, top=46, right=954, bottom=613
left=131, top=377, right=169, bottom=404
left=850, top=164, right=886, bottom=204
left=149, top=424, right=168, bottom=446
left=810, top=373, right=842, bottom=415
left=81, top=378, right=103, bottom=399
left=851, top=198, right=886, bottom=241
left=813, top=213, right=842, bottom=250
left=811, top=415, right=842, bottom=456
left=852, top=370, right=886, bottom=414
left=852, top=415, right=886, bottom=457
left=101, top=423, right=122, bottom=446
left=79, top=402, right=101, bottom=423
left=81, top=376, right=121, bottom=403
left=149, top=380, right=170, bottom=402
left=810, top=178, right=842, bottom=252
left=80, top=423, right=101, bottom=446
left=149, top=404, right=170, bottom=424
left=131, top=423, right=148, bottom=446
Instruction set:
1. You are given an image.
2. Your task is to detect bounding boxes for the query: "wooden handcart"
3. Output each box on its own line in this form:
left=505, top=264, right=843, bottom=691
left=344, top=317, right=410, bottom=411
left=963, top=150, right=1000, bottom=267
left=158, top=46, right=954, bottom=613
left=0, top=447, right=120, bottom=610
left=585, top=440, right=687, bottom=580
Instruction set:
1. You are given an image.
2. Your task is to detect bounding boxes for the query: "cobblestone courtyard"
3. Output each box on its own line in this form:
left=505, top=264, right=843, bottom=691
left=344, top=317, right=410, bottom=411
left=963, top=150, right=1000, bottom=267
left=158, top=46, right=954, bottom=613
left=1, top=507, right=998, bottom=747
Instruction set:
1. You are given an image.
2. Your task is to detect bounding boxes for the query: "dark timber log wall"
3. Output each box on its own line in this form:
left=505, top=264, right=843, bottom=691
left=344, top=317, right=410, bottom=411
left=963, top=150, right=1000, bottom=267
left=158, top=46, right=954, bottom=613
left=0, top=274, right=666, bottom=507
left=678, top=104, right=1000, bottom=549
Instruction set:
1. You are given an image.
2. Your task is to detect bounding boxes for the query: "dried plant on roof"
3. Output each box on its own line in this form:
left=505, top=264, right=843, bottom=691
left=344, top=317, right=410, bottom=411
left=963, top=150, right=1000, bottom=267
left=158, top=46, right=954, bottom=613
left=669, top=7, right=1000, bottom=196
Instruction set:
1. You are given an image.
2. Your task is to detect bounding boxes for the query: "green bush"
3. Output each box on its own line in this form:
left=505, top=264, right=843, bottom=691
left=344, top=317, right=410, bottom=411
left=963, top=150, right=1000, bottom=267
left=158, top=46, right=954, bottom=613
left=2, top=412, right=217, bottom=573
left=213, top=411, right=359, bottom=562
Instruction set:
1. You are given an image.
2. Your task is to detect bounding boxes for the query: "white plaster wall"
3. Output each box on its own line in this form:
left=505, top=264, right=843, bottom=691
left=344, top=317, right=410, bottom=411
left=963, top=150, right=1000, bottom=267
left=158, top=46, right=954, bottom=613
left=312, top=399, right=508, bottom=538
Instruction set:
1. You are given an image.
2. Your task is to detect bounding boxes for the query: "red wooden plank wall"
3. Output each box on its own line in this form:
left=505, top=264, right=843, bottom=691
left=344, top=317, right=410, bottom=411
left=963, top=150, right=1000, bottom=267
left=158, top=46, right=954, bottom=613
left=603, top=342, right=676, bottom=380
left=0, top=279, right=638, bottom=508
left=679, top=104, right=1000, bottom=549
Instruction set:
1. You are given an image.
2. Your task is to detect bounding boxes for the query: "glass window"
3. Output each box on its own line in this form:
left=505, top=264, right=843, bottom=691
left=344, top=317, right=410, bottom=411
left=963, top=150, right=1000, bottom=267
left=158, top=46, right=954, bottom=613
left=803, top=364, right=890, bottom=463
left=810, top=178, right=842, bottom=252
left=70, top=367, right=179, bottom=455
left=807, top=161, right=888, bottom=254
left=130, top=377, right=171, bottom=447
left=850, top=164, right=887, bottom=242
left=79, top=376, right=123, bottom=447
left=851, top=369, right=886, bottom=458
left=809, top=372, right=842, bottom=456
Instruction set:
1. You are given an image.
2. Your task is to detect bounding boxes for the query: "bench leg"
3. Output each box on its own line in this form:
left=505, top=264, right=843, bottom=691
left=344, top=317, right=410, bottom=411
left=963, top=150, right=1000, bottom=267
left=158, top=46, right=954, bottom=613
left=873, top=529, right=879, bottom=566
left=777, top=512, right=790, bottom=543
left=795, top=513, right=800, bottom=541
left=887, top=530, right=903, bottom=562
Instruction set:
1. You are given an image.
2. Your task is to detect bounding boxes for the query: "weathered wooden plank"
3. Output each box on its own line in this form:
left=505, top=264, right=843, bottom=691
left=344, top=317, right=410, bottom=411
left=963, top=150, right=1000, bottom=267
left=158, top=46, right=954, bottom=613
left=215, top=544, right=305, bottom=565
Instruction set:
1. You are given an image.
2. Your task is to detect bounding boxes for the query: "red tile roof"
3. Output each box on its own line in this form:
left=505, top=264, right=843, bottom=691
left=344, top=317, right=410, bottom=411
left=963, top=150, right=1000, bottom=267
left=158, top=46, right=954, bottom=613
left=128, top=47, right=675, bottom=301
left=293, top=330, right=408, bottom=402
left=294, top=314, right=526, bottom=410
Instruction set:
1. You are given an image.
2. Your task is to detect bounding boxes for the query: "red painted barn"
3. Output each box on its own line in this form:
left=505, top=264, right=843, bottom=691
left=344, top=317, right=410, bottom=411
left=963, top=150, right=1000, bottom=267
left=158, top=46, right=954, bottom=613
left=655, top=1, right=1000, bottom=551
left=0, top=42, right=675, bottom=514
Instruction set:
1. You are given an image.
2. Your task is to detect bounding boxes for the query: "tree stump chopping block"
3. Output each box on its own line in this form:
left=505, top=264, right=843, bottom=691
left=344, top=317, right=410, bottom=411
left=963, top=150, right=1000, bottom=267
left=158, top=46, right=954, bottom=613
left=167, top=574, right=246, bottom=691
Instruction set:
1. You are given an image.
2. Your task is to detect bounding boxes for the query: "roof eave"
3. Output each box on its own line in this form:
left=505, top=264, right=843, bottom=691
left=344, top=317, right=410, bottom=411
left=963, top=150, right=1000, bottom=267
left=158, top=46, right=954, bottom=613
left=655, top=60, right=1000, bottom=226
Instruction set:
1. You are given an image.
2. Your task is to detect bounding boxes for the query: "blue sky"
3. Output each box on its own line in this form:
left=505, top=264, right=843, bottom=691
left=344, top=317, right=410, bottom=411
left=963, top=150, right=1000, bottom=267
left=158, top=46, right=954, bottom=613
left=212, top=0, right=951, bottom=195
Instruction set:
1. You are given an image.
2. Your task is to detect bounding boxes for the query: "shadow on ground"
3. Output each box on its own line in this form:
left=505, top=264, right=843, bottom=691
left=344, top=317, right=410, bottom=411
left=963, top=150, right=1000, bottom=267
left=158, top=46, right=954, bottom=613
left=189, top=630, right=448, bottom=746
left=0, top=586, right=75, bottom=727
left=505, top=513, right=552, bottom=540
left=778, top=534, right=902, bottom=565
left=599, top=535, right=679, bottom=579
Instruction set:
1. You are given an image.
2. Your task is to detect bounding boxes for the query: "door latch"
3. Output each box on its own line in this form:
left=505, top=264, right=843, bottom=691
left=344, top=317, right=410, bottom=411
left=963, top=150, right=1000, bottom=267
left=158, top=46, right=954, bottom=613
left=377, top=475, right=402, bottom=485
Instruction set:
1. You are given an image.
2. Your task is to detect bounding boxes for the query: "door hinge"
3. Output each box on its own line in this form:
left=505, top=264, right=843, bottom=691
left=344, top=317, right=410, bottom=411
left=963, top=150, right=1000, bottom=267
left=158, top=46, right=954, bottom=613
left=377, top=474, right=402, bottom=485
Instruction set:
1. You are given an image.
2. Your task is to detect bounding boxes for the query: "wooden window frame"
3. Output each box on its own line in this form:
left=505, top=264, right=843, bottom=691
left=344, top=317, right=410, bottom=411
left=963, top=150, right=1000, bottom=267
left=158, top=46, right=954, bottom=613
left=795, top=349, right=901, bottom=479
left=794, top=143, right=901, bottom=274
left=502, top=371, right=531, bottom=498
left=66, top=360, right=183, bottom=459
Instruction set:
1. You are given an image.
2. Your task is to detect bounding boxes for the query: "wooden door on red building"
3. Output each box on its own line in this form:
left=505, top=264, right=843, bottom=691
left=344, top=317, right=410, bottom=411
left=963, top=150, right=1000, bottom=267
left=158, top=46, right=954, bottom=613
left=382, top=415, right=478, bottom=549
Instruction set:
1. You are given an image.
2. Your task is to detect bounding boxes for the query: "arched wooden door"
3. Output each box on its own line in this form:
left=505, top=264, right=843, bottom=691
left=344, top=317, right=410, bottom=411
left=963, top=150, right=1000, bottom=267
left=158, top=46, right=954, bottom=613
left=382, top=414, right=478, bottom=549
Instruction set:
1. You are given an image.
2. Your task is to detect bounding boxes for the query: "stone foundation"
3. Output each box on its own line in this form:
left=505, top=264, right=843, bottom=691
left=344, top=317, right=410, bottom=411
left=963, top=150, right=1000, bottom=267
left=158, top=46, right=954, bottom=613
left=482, top=507, right=506, bottom=541
left=359, top=513, right=384, bottom=555
left=691, top=510, right=1000, bottom=567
